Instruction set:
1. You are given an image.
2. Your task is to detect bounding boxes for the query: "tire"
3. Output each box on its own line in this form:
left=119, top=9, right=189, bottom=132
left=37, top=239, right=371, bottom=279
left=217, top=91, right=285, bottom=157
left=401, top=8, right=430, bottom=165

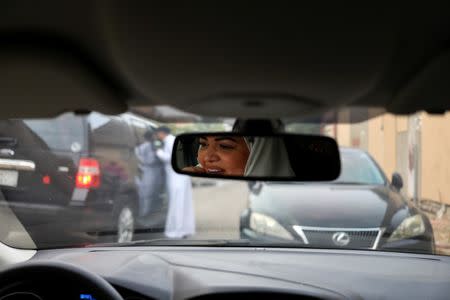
left=115, top=203, right=136, bottom=243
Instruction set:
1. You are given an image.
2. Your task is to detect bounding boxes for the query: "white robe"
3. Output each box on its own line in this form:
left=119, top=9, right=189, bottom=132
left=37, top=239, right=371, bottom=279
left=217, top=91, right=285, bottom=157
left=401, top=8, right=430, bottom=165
left=156, top=134, right=195, bottom=238
left=134, top=142, right=165, bottom=217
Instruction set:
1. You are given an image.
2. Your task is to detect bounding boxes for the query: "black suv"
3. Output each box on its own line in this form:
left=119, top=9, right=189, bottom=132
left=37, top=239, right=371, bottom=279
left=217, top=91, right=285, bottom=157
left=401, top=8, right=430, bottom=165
left=0, top=112, right=167, bottom=247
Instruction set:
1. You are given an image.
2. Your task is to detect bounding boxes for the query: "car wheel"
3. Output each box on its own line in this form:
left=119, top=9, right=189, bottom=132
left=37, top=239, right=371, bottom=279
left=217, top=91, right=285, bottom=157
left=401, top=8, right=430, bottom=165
left=116, top=205, right=135, bottom=243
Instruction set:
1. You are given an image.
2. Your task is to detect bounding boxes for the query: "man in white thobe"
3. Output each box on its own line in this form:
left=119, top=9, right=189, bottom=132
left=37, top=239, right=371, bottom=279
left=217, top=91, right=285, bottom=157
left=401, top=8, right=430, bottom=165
left=155, top=126, right=195, bottom=238
left=135, top=129, right=165, bottom=217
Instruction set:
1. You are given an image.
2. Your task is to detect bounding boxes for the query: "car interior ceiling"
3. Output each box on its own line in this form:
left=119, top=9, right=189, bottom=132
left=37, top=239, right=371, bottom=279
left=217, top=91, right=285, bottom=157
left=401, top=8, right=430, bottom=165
left=0, top=3, right=449, bottom=119
left=1, top=3, right=450, bottom=300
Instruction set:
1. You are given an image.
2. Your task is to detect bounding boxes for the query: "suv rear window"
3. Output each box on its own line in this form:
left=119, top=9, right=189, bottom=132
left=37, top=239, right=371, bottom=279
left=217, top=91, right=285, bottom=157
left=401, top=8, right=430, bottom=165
left=88, top=113, right=136, bottom=148
left=23, top=112, right=85, bottom=152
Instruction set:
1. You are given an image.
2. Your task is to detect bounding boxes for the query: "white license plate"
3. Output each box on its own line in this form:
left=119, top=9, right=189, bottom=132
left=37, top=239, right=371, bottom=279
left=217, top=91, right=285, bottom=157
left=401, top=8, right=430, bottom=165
left=0, top=170, right=19, bottom=187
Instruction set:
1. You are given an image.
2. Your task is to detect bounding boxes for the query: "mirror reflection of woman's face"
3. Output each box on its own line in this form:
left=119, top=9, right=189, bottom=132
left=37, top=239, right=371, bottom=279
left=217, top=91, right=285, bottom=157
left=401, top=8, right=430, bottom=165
left=197, top=136, right=250, bottom=176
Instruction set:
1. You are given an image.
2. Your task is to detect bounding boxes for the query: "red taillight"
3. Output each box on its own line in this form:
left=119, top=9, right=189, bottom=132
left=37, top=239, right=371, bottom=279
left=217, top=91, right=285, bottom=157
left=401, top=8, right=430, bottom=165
left=76, top=158, right=101, bottom=188
left=42, top=175, right=51, bottom=185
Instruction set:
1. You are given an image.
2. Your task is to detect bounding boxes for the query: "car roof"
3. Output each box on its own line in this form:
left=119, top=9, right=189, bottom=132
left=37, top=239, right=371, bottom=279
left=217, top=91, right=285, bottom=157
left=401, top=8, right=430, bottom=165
left=0, top=2, right=450, bottom=119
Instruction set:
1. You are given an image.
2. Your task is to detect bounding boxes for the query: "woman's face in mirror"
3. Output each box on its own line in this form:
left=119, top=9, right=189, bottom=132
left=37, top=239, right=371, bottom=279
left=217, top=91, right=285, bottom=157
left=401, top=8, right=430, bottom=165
left=197, top=136, right=250, bottom=176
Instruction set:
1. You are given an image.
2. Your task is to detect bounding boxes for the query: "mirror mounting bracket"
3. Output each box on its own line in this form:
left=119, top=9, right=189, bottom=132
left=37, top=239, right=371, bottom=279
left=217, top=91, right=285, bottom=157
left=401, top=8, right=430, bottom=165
left=232, top=119, right=284, bottom=134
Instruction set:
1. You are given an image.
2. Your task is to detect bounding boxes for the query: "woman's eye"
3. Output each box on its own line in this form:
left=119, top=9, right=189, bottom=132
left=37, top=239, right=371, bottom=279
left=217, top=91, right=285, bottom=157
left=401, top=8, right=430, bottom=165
left=219, top=144, right=235, bottom=150
left=199, top=142, right=208, bottom=149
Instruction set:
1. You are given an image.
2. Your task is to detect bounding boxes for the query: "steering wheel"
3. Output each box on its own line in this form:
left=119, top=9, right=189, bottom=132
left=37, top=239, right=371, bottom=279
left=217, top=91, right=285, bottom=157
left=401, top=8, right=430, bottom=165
left=0, top=261, right=123, bottom=300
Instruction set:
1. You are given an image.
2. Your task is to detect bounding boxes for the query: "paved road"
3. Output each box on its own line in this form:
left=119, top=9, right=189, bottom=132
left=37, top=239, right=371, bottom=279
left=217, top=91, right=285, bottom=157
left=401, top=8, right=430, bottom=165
left=192, top=180, right=249, bottom=239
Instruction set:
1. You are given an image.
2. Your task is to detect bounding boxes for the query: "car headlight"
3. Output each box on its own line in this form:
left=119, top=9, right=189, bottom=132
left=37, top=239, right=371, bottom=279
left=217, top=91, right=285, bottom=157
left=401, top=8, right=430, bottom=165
left=250, top=212, right=294, bottom=240
left=388, top=214, right=426, bottom=242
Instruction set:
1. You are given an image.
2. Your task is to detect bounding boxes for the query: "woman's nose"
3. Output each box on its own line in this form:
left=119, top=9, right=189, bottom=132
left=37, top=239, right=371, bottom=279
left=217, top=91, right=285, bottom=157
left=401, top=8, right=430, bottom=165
left=204, top=147, right=219, bottom=162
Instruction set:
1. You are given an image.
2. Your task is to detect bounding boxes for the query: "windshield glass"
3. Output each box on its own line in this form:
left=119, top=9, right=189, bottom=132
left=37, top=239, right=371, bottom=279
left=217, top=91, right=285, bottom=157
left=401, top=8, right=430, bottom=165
left=0, top=107, right=448, bottom=257
left=334, top=150, right=385, bottom=185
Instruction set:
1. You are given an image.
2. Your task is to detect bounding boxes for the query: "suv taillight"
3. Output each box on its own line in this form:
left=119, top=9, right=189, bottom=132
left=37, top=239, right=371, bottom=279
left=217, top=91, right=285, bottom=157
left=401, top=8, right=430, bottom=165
left=76, top=158, right=101, bottom=188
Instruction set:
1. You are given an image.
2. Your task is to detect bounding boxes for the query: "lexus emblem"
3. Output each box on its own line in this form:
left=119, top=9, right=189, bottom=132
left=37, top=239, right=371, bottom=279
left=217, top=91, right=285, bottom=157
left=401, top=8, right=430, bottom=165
left=332, top=232, right=350, bottom=246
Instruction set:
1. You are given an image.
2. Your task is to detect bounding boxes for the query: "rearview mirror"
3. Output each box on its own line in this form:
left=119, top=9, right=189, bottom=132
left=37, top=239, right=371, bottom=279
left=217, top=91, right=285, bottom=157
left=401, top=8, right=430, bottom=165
left=172, top=133, right=341, bottom=181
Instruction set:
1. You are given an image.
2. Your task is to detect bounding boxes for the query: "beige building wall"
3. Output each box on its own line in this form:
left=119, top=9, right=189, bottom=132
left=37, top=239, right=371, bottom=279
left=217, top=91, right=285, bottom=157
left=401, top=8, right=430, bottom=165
left=366, top=113, right=397, bottom=179
left=383, top=115, right=397, bottom=178
left=334, top=112, right=395, bottom=173
left=336, top=110, right=351, bottom=147
left=367, top=115, right=384, bottom=171
left=333, top=110, right=450, bottom=204
left=397, top=116, right=408, bottom=132
left=420, top=113, right=450, bottom=204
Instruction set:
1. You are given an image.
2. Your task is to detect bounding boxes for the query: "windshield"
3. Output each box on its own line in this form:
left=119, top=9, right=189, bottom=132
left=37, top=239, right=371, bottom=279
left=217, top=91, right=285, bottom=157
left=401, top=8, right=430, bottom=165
left=0, top=107, right=448, bottom=257
left=334, top=150, right=386, bottom=185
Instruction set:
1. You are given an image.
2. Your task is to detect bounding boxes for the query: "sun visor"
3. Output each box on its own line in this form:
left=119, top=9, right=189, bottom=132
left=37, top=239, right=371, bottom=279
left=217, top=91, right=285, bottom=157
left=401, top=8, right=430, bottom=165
left=0, top=46, right=127, bottom=119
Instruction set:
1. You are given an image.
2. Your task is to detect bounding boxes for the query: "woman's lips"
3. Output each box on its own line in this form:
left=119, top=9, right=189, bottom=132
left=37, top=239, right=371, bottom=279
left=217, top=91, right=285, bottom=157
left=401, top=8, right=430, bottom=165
left=205, top=167, right=225, bottom=174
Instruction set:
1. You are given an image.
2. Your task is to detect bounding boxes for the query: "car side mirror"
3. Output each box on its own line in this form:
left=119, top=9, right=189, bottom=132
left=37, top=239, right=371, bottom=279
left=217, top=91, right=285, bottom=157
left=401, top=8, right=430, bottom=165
left=391, top=172, right=403, bottom=191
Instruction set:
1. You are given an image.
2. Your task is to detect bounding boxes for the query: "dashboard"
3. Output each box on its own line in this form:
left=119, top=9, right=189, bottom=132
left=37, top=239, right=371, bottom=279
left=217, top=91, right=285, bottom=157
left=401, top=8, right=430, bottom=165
left=1, top=246, right=450, bottom=299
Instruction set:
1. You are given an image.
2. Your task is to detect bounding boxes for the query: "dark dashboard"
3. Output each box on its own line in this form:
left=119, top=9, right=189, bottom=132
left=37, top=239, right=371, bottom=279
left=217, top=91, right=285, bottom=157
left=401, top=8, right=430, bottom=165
left=25, top=247, right=450, bottom=299
left=2, top=247, right=450, bottom=299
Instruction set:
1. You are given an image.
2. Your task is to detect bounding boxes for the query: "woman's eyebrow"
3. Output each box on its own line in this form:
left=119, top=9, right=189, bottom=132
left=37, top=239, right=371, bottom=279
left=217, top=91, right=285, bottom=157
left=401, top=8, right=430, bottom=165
left=214, top=137, right=238, bottom=142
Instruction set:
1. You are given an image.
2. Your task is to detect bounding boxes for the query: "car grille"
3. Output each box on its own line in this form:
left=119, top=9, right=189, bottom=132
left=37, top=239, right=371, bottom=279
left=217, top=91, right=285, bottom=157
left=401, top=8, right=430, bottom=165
left=292, top=226, right=383, bottom=249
